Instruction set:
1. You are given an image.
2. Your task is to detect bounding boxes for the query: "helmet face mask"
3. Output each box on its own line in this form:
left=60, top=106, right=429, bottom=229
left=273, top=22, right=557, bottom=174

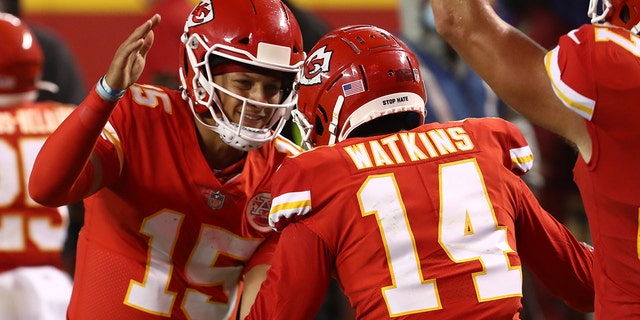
left=294, top=25, right=427, bottom=149
left=589, top=0, right=640, bottom=33
left=178, top=0, right=305, bottom=150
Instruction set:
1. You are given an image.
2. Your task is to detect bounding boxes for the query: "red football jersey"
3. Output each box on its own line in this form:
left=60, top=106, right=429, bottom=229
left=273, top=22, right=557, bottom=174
left=63, top=85, right=300, bottom=319
left=546, top=24, right=640, bottom=318
left=0, top=101, right=72, bottom=272
left=249, top=118, right=594, bottom=319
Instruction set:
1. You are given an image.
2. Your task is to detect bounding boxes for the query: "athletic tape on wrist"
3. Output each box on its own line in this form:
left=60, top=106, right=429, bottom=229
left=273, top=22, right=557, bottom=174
left=95, top=76, right=127, bottom=102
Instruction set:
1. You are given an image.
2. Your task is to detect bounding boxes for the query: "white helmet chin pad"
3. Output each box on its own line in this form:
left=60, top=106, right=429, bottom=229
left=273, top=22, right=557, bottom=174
left=217, top=121, right=272, bottom=150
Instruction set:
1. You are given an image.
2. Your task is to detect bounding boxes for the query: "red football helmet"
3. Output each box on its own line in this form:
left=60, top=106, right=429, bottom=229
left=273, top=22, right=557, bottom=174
left=589, top=0, right=640, bottom=33
left=293, top=25, right=427, bottom=149
left=0, top=13, right=43, bottom=102
left=178, top=0, right=305, bottom=150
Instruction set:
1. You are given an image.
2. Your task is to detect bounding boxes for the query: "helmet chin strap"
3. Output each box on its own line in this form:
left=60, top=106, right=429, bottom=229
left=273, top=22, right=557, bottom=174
left=328, top=95, right=345, bottom=146
left=291, top=109, right=314, bottom=150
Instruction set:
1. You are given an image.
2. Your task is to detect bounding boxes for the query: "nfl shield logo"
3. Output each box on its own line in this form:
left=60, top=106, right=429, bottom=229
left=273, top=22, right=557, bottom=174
left=207, top=191, right=225, bottom=210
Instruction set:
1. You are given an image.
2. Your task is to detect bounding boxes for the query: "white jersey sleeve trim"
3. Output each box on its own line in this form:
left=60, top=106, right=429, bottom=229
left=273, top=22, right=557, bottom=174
left=269, top=190, right=312, bottom=228
left=509, top=145, right=534, bottom=173
left=545, top=47, right=596, bottom=121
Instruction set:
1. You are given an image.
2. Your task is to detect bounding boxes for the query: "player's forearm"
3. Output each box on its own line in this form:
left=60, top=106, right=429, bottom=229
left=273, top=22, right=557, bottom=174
left=525, top=232, right=595, bottom=313
left=433, top=0, right=545, bottom=99
left=29, top=86, right=116, bottom=207
left=431, top=0, right=573, bottom=138
left=517, top=188, right=595, bottom=313
left=239, top=264, right=270, bottom=319
left=432, top=0, right=527, bottom=93
left=246, top=224, right=332, bottom=319
left=431, top=0, right=492, bottom=48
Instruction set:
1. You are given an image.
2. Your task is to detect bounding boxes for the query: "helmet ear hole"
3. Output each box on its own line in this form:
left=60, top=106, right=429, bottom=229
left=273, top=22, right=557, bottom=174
left=314, top=115, right=325, bottom=136
left=314, top=104, right=329, bottom=137
left=620, top=4, right=631, bottom=23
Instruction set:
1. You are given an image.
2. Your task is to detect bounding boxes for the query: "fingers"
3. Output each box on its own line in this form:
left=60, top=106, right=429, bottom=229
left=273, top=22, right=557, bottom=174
left=137, top=14, right=160, bottom=59
left=104, top=14, right=162, bottom=90
left=126, top=14, right=161, bottom=44
left=120, top=13, right=160, bottom=59
left=149, top=13, right=161, bottom=29
left=138, top=30, right=155, bottom=59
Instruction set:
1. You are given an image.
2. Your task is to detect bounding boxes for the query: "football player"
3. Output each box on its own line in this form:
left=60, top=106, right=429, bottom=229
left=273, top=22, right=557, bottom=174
left=0, top=12, right=74, bottom=319
left=28, top=0, right=304, bottom=319
left=431, top=0, right=640, bottom=317
left=247, top=25, right=594, bottom=319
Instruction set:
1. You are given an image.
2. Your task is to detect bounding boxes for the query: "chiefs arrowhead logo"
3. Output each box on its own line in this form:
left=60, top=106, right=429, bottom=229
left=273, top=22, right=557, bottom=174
left=300, top=45, right=332, bottom=86
left=186, top=0, right=214, bottom=28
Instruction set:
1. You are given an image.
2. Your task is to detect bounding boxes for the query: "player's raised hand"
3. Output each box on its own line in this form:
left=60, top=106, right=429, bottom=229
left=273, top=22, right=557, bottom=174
left=104, top=14, right=161, bottom=91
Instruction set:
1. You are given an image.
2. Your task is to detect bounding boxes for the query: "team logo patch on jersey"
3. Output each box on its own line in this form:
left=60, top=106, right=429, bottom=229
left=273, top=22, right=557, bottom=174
left=246, top=192, right=272, bottom=232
